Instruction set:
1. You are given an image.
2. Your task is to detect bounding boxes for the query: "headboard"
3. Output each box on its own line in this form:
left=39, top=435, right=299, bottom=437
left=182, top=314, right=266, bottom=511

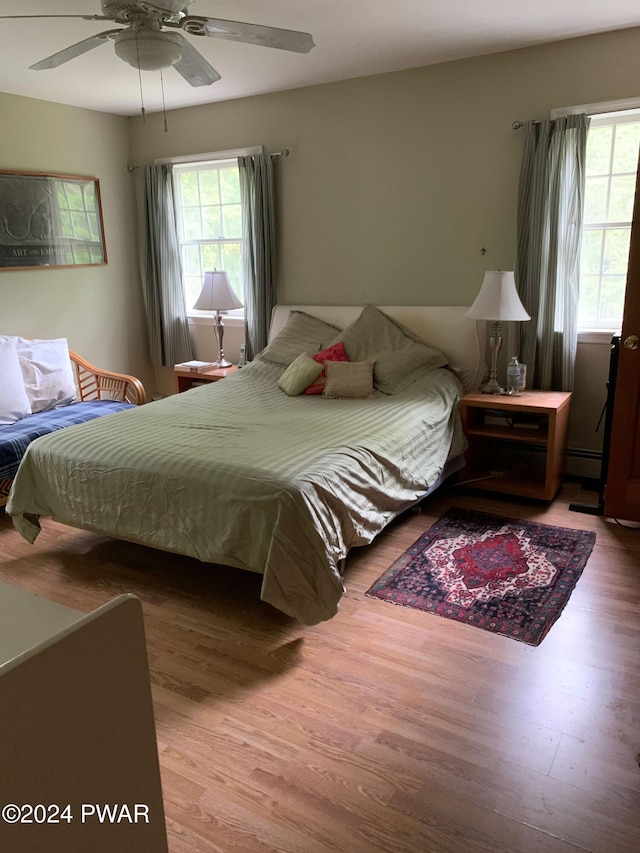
left=269, top=305, right=486, bottom=393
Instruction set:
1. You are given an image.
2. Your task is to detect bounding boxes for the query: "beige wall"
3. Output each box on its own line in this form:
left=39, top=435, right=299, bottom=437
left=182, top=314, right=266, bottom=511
left=129, top=27, right=640, bottom=306
left=0, top=92, right=153, bottom=393
left=129, top=26, right=640, bottom=468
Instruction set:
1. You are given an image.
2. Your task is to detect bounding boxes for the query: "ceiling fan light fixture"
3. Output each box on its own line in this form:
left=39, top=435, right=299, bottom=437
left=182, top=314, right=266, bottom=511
left=114, top=28, right=183, bottom=70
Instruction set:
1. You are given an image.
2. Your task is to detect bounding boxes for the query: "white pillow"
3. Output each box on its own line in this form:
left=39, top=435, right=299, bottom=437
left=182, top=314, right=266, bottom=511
left=12, top=337, right=77, bottom=413
left=0, top=339, right=32, bottom=425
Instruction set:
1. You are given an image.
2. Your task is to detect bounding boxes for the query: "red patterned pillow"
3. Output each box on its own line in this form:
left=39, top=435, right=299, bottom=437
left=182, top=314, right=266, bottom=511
left=304, top=341, right=350, bottom=394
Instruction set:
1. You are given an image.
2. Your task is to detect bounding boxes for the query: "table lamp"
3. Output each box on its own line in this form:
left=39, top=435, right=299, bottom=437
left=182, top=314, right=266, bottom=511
left=465, top=271, right=530, bottom=394
left=193, top=270, right=243, bottom=368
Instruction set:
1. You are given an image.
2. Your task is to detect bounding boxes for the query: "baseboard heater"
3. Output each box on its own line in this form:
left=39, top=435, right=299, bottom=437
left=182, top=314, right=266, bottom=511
left=566, top=447, right=603, bottom=462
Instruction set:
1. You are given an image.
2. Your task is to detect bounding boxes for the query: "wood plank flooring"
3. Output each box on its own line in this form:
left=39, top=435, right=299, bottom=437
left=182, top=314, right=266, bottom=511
left=1, top=480, right=639, bottom=852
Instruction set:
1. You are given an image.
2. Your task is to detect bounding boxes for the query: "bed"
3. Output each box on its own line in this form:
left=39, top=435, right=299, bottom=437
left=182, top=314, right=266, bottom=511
left=7, top=305, right=484, bottom=625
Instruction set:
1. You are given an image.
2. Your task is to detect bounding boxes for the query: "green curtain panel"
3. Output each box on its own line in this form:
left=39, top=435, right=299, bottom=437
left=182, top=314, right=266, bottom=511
left=140, top=164, right=193, bottom=367
left=238, top=154, right=277, bottom=361
left=514, top=114, right=589, bottom=391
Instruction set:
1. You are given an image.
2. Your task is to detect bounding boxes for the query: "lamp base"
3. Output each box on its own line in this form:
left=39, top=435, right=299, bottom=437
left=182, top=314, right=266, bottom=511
left=480, top=322, right=504, bottom=395
left=480, top=378, right=504, bottom=394
left=213, top=312, right=233, bottom=369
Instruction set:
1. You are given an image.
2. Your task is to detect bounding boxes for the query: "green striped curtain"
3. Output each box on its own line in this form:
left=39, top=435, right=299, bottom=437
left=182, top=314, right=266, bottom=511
left=514, top=114, right=589, bottom=391
left=140, top=164, right=193, bottom=367
left=238, top=155, right=277, bottom=360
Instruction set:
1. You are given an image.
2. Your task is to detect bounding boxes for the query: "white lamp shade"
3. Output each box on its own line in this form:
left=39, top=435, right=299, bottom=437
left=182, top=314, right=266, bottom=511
left=193, top=271, right=243, bottom=312
left=465, top=271, right=530, bottom=321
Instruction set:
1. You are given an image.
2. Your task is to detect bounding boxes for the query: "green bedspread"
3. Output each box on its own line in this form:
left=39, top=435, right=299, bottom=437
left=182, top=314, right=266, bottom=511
left=7, top=359, right=465, bottom=624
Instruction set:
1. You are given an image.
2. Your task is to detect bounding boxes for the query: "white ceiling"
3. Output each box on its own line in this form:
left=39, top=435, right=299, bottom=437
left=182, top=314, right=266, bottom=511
left=0, top=1, right=639, bottom=117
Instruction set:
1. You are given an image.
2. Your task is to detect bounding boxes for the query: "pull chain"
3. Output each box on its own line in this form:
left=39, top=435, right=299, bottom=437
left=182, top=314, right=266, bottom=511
left=134, top=29, right=146, bottom=123
left=160, top=69, right=169, bottom=133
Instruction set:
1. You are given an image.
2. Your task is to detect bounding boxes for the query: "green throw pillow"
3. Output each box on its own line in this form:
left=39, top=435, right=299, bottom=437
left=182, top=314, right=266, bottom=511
left=278, top=352, right=324, bottom=396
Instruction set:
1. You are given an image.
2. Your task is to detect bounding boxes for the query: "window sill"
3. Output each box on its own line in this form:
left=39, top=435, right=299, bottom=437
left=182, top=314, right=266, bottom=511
left=577, top=330, right=620, bottom=344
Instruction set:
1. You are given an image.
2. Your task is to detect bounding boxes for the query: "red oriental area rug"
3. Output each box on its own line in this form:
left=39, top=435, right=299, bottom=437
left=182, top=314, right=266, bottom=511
left=366, top=507, right=596, bottom=645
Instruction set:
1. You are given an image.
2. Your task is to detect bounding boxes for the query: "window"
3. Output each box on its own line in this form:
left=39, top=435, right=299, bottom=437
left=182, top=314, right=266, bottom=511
left=579, top=110, right=640, bottom=331
left=172, top=159, right=244, bottom=310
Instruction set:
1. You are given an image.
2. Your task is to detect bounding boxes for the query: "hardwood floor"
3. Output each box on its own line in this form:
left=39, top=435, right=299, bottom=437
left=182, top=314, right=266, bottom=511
left=1, top=480, right=639, bottom=852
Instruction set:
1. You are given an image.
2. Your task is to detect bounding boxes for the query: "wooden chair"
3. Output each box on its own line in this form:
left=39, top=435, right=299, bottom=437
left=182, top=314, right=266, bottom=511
left=69, top=350, right=146, bottom=406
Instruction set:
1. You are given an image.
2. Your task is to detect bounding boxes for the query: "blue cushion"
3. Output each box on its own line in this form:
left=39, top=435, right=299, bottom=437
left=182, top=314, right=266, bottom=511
left=0, top=400, right=134, bottom=481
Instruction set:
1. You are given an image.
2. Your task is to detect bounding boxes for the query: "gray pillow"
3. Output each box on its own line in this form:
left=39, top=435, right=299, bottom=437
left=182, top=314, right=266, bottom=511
left=257, top=311, right=342, bottom=367
left=336, top=304, right=448, bottom=394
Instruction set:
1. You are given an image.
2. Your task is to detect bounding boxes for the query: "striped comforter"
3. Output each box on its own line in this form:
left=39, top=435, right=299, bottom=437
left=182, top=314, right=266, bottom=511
left=7, top=360, right=465, bottom=624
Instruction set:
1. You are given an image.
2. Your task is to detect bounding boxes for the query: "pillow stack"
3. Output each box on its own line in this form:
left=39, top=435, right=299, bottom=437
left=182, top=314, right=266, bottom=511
left=0, top=336, right=77, bottom=425
left=270, top=304, right=449, bottom=400
left=277, top=340, right=375, bottom=399
left=303, top=341, right=349, bottom=395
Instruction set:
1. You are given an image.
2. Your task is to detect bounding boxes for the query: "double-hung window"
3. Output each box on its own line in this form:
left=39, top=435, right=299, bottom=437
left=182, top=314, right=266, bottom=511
left=170, top=148, right=261, bottom=312
left=577, top=107, right=640, bottom=332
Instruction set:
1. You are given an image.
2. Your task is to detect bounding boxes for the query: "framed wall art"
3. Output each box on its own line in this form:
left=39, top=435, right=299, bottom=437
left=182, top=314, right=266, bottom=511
left=0, top=170, right=107, bottom=270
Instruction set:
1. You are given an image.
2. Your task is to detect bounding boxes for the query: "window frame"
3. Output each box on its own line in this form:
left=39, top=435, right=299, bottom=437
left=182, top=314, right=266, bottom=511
left=158, top=146, right=261, bottom=320
left=552, top=99, right=640, bottom=337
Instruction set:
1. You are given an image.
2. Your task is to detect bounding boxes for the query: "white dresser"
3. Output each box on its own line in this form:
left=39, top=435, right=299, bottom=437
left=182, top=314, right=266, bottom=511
left=0, top=583, right=168, bottom=852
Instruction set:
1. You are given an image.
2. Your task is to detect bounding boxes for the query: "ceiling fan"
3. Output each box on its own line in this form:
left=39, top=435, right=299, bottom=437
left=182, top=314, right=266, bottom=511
left=0, top=1, right=315, bottom=87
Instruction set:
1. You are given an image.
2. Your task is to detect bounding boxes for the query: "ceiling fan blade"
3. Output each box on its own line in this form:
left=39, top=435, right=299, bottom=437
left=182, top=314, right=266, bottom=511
left=0, top=15, right=108, bottom=21
left=173, top=34, right=221, bottom=87
left=30, top=29, right=122, bottom=71
left=179, top=16, right=315, bottom=54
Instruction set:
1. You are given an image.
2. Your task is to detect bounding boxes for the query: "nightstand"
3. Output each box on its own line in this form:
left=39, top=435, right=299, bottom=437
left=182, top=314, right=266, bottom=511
left=458, top=390, right=571, bottom=501
left=173, top=365, right=239, bottom=394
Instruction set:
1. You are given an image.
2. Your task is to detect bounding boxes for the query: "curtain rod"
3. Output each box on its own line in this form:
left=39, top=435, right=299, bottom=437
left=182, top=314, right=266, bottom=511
left=127, top=149, right=289, bottom=171
left=512, top=120, right=541, bottom=130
